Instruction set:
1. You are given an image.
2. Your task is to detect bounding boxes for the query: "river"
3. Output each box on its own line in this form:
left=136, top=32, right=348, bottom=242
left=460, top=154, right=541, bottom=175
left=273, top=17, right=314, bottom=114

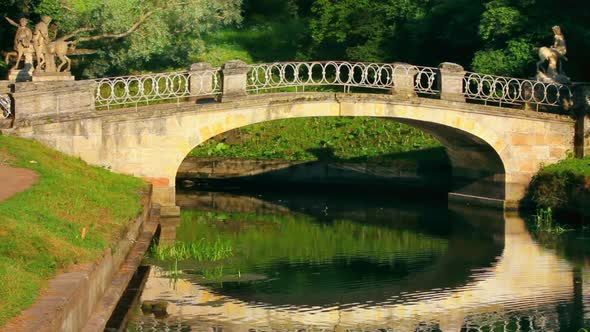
left=107, top=188, right=590, bottom=332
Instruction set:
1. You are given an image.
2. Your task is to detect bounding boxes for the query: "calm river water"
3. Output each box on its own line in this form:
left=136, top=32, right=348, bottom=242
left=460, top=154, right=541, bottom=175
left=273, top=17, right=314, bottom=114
left=111, top=189, right=590, bottom=332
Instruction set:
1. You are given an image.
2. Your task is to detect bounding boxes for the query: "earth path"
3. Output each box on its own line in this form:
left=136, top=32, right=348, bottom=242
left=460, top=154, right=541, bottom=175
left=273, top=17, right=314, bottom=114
left=0, top=166, right=38, bottom=202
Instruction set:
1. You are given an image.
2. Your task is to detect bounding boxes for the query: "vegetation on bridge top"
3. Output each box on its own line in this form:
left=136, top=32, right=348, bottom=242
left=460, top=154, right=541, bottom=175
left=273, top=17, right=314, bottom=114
left=0, top=135, right=146, bottom=326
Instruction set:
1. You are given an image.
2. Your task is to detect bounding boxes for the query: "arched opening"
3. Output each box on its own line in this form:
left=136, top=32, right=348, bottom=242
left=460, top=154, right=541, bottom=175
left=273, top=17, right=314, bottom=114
left=176, top=116, right=453, bottom=197
left=174, top=115, right=507, bottom=204
left=164, top=115, right=506, bottom=306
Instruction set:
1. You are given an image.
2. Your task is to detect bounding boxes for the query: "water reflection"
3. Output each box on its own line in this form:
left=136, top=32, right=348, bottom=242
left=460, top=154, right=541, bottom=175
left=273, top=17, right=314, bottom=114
left=121, top=191, right=590, bottom=331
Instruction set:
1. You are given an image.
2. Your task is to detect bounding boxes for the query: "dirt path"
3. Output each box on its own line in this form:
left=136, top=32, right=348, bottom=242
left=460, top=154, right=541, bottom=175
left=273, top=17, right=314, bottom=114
left=0, top=166, right=39, bottom=202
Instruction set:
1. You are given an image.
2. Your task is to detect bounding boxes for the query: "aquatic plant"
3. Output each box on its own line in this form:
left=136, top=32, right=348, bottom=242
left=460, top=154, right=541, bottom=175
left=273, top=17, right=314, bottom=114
left=150, top=238, right=233, bottom=262
left=532, top=208, right=567, bottom=234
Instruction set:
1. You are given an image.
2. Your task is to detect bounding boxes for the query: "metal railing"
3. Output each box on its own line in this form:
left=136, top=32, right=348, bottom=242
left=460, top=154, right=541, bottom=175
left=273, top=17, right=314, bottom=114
left=0, top=95, right=11, bottom=119
left=90, top=61, right=576, bottom=114
left=464, top=72, right=572, bottom=110
left=246, top=61, right=439, bottom=95
left=95, top=69, right=222, bottom=109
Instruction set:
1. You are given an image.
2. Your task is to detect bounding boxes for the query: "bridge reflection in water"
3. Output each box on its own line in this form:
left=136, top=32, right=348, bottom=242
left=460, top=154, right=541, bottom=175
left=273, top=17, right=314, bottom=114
left=126, top=192, right=588, bottom=332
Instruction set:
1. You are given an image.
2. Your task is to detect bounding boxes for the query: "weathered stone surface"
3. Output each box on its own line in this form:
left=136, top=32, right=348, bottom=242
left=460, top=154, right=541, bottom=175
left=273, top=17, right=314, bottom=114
left=12, top=79, right=95, bottom=126
left=8, top=91, right=576, bottom=208
left=392, top=63, right=418, bottom=97
left=221, top=60, right=251, bottom=102
left=438, top=62, right=466, bottom=102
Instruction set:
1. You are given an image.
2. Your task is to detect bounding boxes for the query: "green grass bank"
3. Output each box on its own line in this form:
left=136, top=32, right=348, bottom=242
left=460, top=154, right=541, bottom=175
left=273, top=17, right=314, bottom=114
left=527, top=156, right=590, bottom=220
left=0, top=136, right=147, bottom=326
left=189, top=117, right=445, bottom=165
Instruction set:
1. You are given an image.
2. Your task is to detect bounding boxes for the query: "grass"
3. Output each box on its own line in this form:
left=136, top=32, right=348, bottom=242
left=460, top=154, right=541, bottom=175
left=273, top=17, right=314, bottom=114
left=0, top=135, right=146, bottom=326
left=189, top=117, right=445, bottom=164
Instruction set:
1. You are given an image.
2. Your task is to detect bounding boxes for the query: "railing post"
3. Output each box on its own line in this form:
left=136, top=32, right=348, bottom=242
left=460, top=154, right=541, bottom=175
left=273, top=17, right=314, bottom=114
left=221, top=60, right=251, bottom=102
left=438, top=62, right=466, bottom=102
left=188, top=62, right=214, bottom=101
left=391, top=63, right=418, bottom=97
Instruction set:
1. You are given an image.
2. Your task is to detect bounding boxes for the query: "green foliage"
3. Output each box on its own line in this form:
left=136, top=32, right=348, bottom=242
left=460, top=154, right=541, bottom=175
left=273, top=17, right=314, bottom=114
left=308, top=0, right=431, bottom=62
left=527, top=157, right=590, bottom=216
left=478, top=2, right=524, bottom=43
left=35, top=0, right=62, bottom=20
left=150, top=238, right=233, bottom=262
left=472, top=39, right=535, bottom=76
left=0, top=136, right=146, bottom=326
left=190, top=117, right=445, bottom=163
left=172, top=210, right=449, bottom=267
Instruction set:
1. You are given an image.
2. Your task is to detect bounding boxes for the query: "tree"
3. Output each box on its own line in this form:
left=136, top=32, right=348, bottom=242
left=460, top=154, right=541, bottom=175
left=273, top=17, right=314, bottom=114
left=2, top=0, right=243, bottom=77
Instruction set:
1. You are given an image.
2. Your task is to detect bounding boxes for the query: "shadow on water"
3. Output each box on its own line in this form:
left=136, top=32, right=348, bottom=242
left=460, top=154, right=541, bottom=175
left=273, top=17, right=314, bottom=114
left=178, top=147, right=453, bottom=196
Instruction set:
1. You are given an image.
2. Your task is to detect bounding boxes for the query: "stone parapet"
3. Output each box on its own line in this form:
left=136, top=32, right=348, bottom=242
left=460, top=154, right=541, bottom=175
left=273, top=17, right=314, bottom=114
left=391, top=63, right=418, bottom=97
left=12, top=79, right=96, bottom=126
left=188, top=62, right=215, bottom=98
left=438, top=62, right=466, bottom=102
left=221, top=60, right=251, bottom=102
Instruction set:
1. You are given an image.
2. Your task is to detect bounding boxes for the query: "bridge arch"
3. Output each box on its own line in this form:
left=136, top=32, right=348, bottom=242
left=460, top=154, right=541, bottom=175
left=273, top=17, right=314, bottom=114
left=13, top=92, right=573, bottom=210
left=121, top=92, right=550, bottom=208
left=170, top=101, right=508, bottom=203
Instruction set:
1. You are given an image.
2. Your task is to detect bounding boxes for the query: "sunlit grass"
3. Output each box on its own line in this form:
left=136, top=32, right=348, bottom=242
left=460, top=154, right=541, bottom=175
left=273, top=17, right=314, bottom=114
left=0, top=136, right=146, bottom=326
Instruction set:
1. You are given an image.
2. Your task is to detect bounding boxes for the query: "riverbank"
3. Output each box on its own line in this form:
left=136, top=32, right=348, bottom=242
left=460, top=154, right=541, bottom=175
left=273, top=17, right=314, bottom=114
left=527, top=156, right=590, bottom=221
left=178, top=153, right=450, bottom=193
left=0, top=136, right=147, bottom=327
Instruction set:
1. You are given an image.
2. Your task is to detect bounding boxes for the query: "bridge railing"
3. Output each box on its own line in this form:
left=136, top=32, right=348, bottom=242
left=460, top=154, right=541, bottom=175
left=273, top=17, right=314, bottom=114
left=95, top=66, right=222, bottom=109
left=90, top=60, right=575, bottom=113
left=246, top=61, right=439, bottom=96
left=463, top=71, right=573, bottom=110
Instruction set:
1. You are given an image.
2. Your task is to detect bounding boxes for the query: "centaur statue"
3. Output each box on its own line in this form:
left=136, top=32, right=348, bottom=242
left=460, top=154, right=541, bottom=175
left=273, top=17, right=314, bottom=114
left=536, top=25, right=570, bottom=84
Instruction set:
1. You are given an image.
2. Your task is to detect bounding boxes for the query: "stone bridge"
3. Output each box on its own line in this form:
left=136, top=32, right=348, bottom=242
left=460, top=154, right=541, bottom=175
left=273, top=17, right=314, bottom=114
left=1, top=61, right=588, bottom=212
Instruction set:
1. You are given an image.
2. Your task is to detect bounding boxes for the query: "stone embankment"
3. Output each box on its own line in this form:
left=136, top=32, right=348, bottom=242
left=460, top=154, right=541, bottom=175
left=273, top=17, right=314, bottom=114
left=177, top=157, right=451, bottom=192
left=1, top=188, right=159, bottom=332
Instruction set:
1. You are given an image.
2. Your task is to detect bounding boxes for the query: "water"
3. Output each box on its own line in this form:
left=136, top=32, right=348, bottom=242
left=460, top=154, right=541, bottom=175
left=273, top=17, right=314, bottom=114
left=114, top=190, right=590, bottom=332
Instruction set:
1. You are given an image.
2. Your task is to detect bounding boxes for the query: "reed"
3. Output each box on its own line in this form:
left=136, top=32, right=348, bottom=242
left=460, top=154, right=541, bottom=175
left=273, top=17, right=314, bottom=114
left=532, top=208, right=567, bottom=234
left=150, top=237, right=233, bottom=262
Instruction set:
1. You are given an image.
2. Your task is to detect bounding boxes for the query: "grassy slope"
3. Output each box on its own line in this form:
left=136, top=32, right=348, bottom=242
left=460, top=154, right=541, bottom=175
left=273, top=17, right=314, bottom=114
left=528, top=157, right=590, bottom=214
left=0, top=136, right=146, bottom=326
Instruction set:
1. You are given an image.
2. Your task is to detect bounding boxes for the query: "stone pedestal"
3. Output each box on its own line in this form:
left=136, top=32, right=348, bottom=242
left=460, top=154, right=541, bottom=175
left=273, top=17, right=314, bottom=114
left=221, top=60, right=251, bottom=102
left=188, top=62, right=215, bottom=99
left=12, top=79, right=95, bottom=126
left=438, top=62, right=466, bottom=102
left=32, top=71, right=75, bottom=82
left=391, top=63, right=418, bottom=97
left=8, top=52, right=34, bottom=82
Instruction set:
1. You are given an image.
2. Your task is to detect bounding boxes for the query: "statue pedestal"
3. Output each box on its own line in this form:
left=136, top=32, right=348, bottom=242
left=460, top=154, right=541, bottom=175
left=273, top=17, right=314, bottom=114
left=32, top=71, right=75, bottom=82
left=8, top=66, right=34, bottom=82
